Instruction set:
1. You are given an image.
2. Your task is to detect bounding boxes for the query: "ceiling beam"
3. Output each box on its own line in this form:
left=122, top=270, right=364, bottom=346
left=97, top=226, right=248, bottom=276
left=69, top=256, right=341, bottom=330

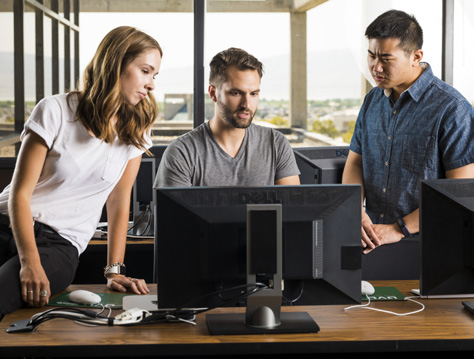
left=291, top=0, right=328, bottom=12
left=1, top=0, right=327, bottom=13
left=77, top=0, right=193, bottom=12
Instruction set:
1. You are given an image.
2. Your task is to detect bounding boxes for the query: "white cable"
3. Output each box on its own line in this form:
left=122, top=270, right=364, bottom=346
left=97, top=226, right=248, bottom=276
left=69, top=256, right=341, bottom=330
left=114, top=308, right=152, bottom=325
left=165, top=315, right=197, bottom=326
left=344, top=295, right=425, bottom=316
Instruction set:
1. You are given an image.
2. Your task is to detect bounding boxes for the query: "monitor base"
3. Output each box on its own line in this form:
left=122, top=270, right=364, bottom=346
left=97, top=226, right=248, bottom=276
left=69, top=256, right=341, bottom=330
left=206, top=311, right=319, bottom=335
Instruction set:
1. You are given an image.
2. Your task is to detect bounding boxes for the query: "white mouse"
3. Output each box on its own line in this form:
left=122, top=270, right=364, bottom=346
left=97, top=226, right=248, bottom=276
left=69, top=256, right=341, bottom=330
left=68, top=290, right=102, bottom=305
left=361, top=280, right=375, bottom=296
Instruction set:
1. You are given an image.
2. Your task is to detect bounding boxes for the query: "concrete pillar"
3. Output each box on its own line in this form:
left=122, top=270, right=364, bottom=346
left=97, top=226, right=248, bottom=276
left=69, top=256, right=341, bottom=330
left=290, top=11, right=307, bottom=129
left=361, top=77, right=373, bottom=105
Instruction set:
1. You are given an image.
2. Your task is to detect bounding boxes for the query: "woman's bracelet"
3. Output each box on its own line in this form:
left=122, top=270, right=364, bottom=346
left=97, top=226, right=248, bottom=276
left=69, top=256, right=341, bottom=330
left=104, top=262, right=126, bottom=277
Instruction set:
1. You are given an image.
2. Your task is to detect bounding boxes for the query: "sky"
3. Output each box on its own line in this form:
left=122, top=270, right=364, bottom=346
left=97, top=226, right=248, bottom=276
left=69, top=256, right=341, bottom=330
left=0, top=0, right=473, bottom=102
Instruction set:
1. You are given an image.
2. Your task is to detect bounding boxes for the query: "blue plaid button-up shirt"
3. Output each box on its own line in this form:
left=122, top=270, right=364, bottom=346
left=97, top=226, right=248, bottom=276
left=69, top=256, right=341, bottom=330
left=350, top=63, right=473, bottom=226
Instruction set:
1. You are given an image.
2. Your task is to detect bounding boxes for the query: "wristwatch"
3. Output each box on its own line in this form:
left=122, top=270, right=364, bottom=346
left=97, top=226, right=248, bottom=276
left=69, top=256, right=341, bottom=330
left=396, top=217, right=411, bottom=237
left=104, top=262, right=126, bottom=277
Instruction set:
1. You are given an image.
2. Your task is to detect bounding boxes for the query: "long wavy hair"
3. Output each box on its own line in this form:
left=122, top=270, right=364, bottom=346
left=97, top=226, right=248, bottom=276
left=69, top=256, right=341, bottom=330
left=70, top=26, right=162, bottom=151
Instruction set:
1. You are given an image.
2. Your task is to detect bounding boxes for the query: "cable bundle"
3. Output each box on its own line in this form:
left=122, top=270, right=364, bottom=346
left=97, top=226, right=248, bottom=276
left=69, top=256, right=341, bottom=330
left=8, top=283, right=268, bottom=332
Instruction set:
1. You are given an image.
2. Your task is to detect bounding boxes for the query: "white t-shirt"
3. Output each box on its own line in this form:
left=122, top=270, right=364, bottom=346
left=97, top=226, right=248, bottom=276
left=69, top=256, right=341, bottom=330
left=0, top=93, right=150, bottom=254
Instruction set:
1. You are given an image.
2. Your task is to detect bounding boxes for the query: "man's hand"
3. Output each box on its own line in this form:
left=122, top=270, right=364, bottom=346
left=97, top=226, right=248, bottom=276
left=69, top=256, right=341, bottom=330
left=374, top=223, right=404, bottom=245
left=361, top=211, right=381, bottom=254
left=362, top=222, right=405, bottom=254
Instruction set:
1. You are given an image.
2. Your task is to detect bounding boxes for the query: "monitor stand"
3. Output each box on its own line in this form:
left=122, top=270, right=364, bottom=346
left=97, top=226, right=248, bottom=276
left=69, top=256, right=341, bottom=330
left=206, top=311, right=319, bottom=335
left=206, top=204, right=319, bottom=335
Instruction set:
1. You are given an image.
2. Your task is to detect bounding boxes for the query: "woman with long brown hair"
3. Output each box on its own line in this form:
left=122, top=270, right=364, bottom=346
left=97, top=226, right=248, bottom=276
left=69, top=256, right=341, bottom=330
left=0, top=26, right=162, bottom=320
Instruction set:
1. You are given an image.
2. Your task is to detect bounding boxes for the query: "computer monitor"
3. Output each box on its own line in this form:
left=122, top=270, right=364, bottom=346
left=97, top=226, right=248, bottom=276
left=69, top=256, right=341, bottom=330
left=419, top=178, right=474, bottom=297
left=0, top=157, right=16, bottom=192
left=293, top=146, right=349, bottom=184
left=155, top=184, right=362, bottom=333
left=128, top=145, right=167, bottom=237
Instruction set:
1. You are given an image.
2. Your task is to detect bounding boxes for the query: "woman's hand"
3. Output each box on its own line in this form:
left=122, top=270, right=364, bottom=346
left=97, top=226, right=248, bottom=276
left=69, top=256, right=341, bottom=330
left=106, top=274, right=150, bottom=295
left=20, top=262, right=50, bottom=307
left=9, top=131, right=50, bottom=307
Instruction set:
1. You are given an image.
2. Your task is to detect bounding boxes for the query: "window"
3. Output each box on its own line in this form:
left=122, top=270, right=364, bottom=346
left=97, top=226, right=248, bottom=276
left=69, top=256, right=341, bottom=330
left=0, top=9, right=14, bottom=157
left=78, top=11, right=194, bottom=145
left=307, top=0, right=443, bottom=146
left=453, top=0, right=474, bottom=104
left=0, top=0, right=79, bottom=157
left=204, top=11, right=291, bottom=126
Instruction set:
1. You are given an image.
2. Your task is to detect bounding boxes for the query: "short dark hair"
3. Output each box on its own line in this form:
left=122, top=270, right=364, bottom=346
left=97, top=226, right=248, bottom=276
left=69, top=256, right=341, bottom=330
left=365, top=10, right=423, bottom=54
left=209, top=47, right=264, bottom=87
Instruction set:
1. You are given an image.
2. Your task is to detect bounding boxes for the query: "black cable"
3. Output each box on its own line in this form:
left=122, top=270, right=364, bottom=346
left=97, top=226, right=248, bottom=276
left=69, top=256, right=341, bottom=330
left=176, top=282, right=267, bottom=312
left=18, top=283, right=269, bottom=330
left=98, top=205, right=152, bottom=237
left=127, top=205, right=153, bottom=237
left=25, top=307, right=111, bottom=331
left=282, top=280, right=304, bottom=305
left=137, top=282, right=268, bottom=325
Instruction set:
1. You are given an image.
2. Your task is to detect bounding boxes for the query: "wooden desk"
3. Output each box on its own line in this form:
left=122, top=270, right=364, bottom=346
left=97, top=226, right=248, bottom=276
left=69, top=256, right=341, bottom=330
left=1, top=281, right=474, bottom=358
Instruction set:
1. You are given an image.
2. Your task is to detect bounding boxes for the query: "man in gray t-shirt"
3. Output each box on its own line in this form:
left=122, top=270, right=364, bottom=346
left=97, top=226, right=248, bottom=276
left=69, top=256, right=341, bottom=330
left=154, top=48, right=300, bottom=188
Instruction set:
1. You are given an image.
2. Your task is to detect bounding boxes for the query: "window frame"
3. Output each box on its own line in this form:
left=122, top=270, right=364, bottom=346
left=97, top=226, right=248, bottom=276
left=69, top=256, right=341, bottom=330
left=5, top=0, right=80, bottom=155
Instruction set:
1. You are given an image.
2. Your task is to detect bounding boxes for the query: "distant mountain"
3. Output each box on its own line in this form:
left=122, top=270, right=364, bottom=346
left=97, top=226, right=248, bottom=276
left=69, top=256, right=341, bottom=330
left=155, top=48, right=363, bottom=101
left=0, top=52, right=56, bottom=101
left=0, top=48, right=363, bottom=101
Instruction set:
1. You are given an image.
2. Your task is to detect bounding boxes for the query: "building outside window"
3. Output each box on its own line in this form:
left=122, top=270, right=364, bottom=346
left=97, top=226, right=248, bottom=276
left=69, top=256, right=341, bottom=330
left=0, top=0, right=470, bottom=158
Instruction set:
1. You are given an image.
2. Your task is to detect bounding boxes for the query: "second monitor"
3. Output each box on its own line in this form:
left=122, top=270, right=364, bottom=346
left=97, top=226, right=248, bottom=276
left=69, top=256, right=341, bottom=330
left=128, top=145, right=167, bottom=237
left=418, top=178, right=474, bottom=298
left=293, top=146, right=349, bottom=184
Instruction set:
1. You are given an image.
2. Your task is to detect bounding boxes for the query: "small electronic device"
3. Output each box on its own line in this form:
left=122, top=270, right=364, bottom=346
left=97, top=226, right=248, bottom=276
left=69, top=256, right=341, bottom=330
left=462, top=301, right=474, bottom=314
left=361, top=280, right=375, bottom=295
left=123, top=294, right=158, bottom=311
left=122, top=295, right=198, bottom=322
left=68, top=290, right=102, bottom=305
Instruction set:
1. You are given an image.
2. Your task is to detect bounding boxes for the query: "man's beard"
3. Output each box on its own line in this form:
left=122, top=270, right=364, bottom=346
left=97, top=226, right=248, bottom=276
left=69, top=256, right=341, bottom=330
left=217, top=100, right=256, bottom=129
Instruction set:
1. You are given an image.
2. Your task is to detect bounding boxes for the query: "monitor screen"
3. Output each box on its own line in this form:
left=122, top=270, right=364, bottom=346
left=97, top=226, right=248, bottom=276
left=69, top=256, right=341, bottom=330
left=293, top=146, right=349, bottom=184
left=155, top=184, right=362, bottom=312
left=419, top=178, right=474, bottom=297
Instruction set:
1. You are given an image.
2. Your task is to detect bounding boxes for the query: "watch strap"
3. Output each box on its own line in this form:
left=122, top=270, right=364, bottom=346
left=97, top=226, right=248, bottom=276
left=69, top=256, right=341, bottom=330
left=396, top=217, right=411, bottom=237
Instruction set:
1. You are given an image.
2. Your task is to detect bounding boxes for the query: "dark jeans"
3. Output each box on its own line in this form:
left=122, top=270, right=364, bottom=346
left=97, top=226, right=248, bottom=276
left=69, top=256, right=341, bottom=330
left=0, top=214, right=79, bottom=321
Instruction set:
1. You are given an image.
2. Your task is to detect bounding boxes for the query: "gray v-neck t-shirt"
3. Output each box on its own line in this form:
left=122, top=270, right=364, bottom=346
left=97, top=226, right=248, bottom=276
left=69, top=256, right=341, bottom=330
left=154, top=122, right=300, bottom=187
